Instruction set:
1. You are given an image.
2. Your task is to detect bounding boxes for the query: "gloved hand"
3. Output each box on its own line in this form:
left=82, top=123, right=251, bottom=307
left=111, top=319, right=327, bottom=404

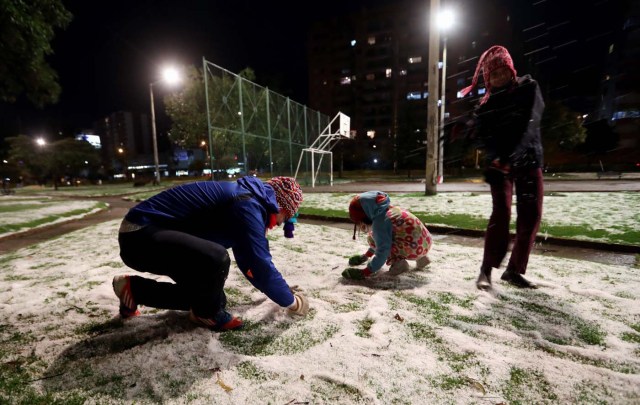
left=287, top=292, right=309, bottom=316
left=284, top=221, right=295, bottom=238
left=348, top=254, right=368, bottom=266
left=342, top=267, right=373, bottom=280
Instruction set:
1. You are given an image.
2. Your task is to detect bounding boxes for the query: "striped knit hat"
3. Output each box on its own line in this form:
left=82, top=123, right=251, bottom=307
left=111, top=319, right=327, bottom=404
left=267, top=177, right=303, bottom=219
left=459, top=45, right=517, bottom=104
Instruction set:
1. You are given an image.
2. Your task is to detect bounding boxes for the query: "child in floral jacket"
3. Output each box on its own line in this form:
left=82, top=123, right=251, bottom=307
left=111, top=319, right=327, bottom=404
left=342, top=191, right=432, bottom=280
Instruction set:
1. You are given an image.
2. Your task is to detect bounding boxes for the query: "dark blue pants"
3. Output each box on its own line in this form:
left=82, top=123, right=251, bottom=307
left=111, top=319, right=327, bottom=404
left=118, top=225, right=229, bottom=318
left=482, top=167, right=543, bottom=274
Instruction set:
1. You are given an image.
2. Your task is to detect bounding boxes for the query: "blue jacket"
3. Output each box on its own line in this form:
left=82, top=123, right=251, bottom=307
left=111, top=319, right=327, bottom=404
left=358, top=191, right=392, bottom=272
left=124, top=176, right=295, bottom=308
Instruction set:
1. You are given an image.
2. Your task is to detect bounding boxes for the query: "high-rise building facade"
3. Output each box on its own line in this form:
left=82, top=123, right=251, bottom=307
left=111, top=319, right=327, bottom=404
left=93, top=111, right=151, bottom=175
left=308, top=0, right=634, bottom=171
left=309, top=2, right=432, bottom=170
left=307, top=1, right=509, bottom=171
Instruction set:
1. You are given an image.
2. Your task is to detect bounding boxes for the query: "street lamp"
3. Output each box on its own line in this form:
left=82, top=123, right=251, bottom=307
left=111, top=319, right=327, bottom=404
left=36, top=137, right=46, bottom=147
left=150, top=66, right=182, bottom=185
left=437, top=8, right=455, bottom=184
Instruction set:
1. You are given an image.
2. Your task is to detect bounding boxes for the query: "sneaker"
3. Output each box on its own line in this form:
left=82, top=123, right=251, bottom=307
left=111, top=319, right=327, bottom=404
left=112, top=275, right=140, bottom=318
left=189, top=310, right=243, bottom=332
left=500, top=270, right=538, bottom=289
left=388, top=259, right=410, bottom=276
left=416, top=256, right=431, bottom=269
left=476, top=266, right=492, bottom=291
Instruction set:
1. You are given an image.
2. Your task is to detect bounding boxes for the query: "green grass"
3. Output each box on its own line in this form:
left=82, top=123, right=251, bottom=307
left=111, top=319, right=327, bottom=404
left=355, top=317, right=374, bottom=338
left=14, top=183, right=168, bottom=197
left=0, top=203, right=52, bottom=212
left=0, top=324, right=88, bottom=404
left=301, top=207, right=640, bottom=246
left=502, top=366, right=558, bottom=404
left=621, top=332, right=640, bottom=344
left=539, top=224, right=640, bottom=246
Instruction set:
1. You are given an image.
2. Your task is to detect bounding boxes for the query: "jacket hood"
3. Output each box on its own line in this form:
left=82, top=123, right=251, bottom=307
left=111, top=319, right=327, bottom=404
left=359, top=191, right=390, bottom=221
left=237, top=176, right=279, bottom=214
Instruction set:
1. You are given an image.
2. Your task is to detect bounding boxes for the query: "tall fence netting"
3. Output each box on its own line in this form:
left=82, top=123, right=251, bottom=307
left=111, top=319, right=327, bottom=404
left=203, top=59, right=332, bottom=185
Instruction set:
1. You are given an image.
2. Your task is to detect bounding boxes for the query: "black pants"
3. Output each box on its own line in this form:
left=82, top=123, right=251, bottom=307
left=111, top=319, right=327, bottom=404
left=118, top=225, right=230, bottom=318
left=483, top=167, right=544, bottom=274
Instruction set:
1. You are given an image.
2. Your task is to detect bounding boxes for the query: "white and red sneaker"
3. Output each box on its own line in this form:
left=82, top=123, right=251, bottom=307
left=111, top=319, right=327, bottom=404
left=112, top=275, right=140, bottom=318
left=189, top=310, right=243, bottom=332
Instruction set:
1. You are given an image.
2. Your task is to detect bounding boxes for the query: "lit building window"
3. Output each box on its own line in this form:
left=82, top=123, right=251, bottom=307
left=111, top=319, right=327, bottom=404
left=407, top=92, right=421, bottom=100
left=340, top=76, right=351, bottom=85
left=613, top=110, right=640, bottom=120
left=367, top=130, right=376, bottom=138
left=423, top=92, right=429, bottom=99
left=368, top=36, right=376, bottom=45
left=366, top=73, right=375, bottom=81
left=438, top=61, right=443, bottom=69
left=351, top=39, right=356, bottom=47
left=408, top=56, right=422, bottom=64
left=478, top=88, right=486, bottom=95
left=385, top=68, right=392, bottom=78
left=399, top=69, right=407, bottom=76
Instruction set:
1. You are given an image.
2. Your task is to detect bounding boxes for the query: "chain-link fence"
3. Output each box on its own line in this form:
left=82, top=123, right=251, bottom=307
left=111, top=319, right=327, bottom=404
left=203, top=59, right=333, bottom=184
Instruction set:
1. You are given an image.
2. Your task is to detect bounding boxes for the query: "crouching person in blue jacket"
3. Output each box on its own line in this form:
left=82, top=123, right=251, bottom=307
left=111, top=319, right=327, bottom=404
left=113, top=176, right=308, bottom=332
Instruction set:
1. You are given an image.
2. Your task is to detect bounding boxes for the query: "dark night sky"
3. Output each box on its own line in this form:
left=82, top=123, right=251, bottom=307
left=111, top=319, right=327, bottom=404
left=1, top=0, right=393, bottom=141
left=0, top=0, right=627, bottom=144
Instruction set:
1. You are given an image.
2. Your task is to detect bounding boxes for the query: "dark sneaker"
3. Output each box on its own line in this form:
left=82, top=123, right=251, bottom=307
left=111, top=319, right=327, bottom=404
left=476, top=266, right=492, bottom=290
left=112, top=275, right=140, bottom=318
left=500, top=270, right=538, bottom=289
left=189, top=310, right=243, bottom=332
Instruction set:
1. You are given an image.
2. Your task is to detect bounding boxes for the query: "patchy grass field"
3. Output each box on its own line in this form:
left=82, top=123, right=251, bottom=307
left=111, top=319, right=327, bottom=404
left=0, top=197, right=107, bottom=237
left=301, top=191, right=640, bottom=246
left=0, top=220, right=638, bottom=403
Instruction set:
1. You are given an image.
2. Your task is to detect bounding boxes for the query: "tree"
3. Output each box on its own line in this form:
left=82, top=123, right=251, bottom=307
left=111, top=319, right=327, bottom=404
left=164, top=65, right=270, bottom=176
left=0, top=0, right=72, bottom=106
left=580, top=119, right=619, bottom=169
left=6, top=135, right=100, bottom=189
left=540, top=101, right=587, bottom=164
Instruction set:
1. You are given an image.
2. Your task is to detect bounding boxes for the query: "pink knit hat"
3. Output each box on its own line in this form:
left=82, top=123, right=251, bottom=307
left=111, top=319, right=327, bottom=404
left=267, top=177, right=303, bottom=219
left=459, top=45, right=517, bottom=104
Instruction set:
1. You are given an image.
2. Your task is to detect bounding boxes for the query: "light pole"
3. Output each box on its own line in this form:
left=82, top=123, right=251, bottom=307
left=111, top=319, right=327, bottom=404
left=437, top=9, right=455, bottom=184
left=149, top=66, right=181, bottom=185
left=425, top=0, right=440, bottom=195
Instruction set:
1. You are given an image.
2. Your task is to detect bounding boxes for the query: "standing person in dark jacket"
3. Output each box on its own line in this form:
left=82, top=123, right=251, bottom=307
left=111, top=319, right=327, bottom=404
left=113, top=176, right=308, bottom=332
left=460, top=45, right=545, bottom=290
